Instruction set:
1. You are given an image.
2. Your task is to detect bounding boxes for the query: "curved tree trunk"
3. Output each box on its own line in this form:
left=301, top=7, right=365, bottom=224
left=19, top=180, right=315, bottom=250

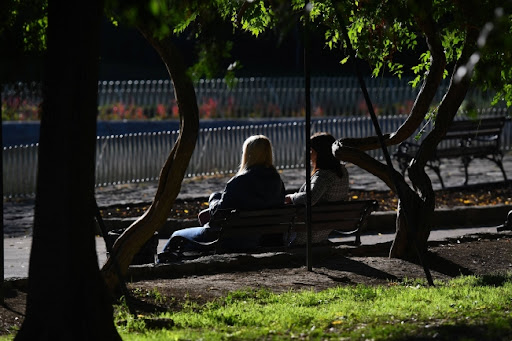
left=101, top=27, right=199, bottom=295
left=334, top=0, right=479, bottom=260
left=391, top=25, right=479, bottom=258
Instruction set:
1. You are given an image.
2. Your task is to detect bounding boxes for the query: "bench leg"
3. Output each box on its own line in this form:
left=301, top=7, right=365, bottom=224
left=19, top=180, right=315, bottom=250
left=427, top=160, right=445, bottom=189
left=462, top=156, right=472, bottom=186
left=354, top=231, right=361, bottom=246
left=488, top=153, right=508, bottom=182
left=498, top=162, right=508, bottom=182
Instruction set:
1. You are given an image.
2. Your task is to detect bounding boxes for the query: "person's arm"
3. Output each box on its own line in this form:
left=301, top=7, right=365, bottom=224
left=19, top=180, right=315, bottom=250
left=207, top=191, right=223, bottom=213
left=209, top=177, right=241, bottom=215
left=288, top=171, right=331, bottom=205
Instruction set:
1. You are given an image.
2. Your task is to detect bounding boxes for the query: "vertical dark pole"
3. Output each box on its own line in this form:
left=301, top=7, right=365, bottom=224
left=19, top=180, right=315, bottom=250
left=304, top=2, right=313, bottom=271
left=0, top=87, right=4, bottom=303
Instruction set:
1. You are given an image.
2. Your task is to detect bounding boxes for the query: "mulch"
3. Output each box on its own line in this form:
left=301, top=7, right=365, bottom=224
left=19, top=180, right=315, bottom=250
left=99, top=181, right=512, bottom=220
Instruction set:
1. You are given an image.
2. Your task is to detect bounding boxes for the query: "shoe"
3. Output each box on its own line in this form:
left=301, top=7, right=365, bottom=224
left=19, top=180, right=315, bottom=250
left=157, top=251, right=180, bottom=264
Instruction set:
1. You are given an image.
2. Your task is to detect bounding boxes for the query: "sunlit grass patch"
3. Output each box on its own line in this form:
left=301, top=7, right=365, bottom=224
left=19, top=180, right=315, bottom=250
left=115, top=273, right=512, bottom=340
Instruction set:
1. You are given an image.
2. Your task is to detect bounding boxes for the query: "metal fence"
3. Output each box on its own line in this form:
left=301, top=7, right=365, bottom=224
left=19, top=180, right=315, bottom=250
left=3, top=76, right=504, bottom=119
left=96, top=77, right=429, bottom=117
left=4, top=115, right=511, bottom=197
left=96, top=77, right=505, bottom=118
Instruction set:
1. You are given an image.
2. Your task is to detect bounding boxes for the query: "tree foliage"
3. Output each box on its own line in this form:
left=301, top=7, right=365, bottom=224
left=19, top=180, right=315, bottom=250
left=105, top=1, right=241, bottom=81
left=216, top=0, right=511, bottom=110
left=0, top=0, right=47, bottom=80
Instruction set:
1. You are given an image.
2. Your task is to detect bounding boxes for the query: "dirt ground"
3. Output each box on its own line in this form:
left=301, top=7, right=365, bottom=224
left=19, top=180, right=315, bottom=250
left=126, top=233, right=512, bottom=312
left=2, top=232, right=512, bottom=335
left=100, top=182, right=512, bottom=220
left=2, top=182, right=512, bottom=335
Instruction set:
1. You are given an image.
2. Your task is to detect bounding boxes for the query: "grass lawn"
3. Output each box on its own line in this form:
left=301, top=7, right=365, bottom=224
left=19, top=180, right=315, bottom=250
left=113, top=274, right=512, bottom=340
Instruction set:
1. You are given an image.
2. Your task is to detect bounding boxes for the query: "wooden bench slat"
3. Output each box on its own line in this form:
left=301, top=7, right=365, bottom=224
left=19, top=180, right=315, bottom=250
left=293, top=220, right=361, bottom=232
left=296, top=201, right=376, bottom=212
left=234, top=207, right=296, bottom=218
left=296, top=211, right=366, bottom=222
left=223, top=218, right=291, bottom=227
left=447, top=118, right=505, bottom=130
left=444, top=130, right=501, bottom=139
left=186, top=200, right=380, bottom=252
left=393, top=116, right=508, bottom=187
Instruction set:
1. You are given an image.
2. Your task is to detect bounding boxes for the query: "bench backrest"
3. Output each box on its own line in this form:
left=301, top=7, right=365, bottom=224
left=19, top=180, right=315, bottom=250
left=294, top=200, right=378, bottom=233
left=214, top=206, right=296, bottom=234
left=444, top=117, right=506, bottom=140
left=211, top=200, right=379, bottom=247
left=435, top=117, right=506, bottom=158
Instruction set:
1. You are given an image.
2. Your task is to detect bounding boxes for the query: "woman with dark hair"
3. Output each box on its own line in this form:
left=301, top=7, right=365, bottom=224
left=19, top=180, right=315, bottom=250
left=284, top=132, right=349, bottom=244
left=285, top=132, right=349, bottom=205
left=159, top=135, right=285, bottom=261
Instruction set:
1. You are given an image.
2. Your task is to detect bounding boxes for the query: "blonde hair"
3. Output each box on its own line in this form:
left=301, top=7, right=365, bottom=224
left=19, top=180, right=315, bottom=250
left=238, top=135, right=274, bottom=174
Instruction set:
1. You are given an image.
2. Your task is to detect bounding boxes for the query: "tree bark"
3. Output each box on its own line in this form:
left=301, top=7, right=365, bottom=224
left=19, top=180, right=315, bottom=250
left=101, top=26, right=199, bottom=295
left=15, top=1, right=121, bottom=340
left=333, top=0, right=481, bottom=260
left=392, top=24, right=479, bottom=258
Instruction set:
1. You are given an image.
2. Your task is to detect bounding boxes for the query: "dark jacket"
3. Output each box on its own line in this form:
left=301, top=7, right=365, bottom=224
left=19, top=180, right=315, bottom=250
left=163, top=165, right=285, bottom=252
left=210, top=165, right=286, bottom=214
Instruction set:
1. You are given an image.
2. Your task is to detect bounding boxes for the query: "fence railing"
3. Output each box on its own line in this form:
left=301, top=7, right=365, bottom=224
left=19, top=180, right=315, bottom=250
left=4, top=115, right=511, bottom=197
left=3, top=76, right=505, bottom=120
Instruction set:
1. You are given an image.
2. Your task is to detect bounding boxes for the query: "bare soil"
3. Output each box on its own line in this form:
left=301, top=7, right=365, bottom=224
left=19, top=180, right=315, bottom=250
left=2, top=183, right=512, bottom=335
left=100, top=182, right=512, bottom=219
left=125, top=234, right=512, bottom=312
left=2, top=234, right=512, bottom=335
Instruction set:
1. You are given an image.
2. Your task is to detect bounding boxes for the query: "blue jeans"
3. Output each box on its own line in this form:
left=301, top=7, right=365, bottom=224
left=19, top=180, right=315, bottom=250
left=161, top=224, right=221, bottom=253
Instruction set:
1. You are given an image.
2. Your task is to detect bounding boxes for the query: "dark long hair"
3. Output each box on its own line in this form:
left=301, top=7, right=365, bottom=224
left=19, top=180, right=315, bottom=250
left=310, top=132, right=344, bottom=178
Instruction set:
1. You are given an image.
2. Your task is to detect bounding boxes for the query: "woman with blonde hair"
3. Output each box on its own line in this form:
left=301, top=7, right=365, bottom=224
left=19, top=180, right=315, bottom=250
left=206, top=134, right=281, bottom=213
left=159, top=135, right=285, bottom=260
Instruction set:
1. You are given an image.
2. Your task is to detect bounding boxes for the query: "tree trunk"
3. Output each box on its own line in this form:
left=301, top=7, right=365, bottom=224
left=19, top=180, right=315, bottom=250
left=101, top=27, right=199, bottom=295
left=15, top=1, right=121, bottom=340
left=334, top=0, right=481, bottom=260
left=389, top=16, right=479, bottom=258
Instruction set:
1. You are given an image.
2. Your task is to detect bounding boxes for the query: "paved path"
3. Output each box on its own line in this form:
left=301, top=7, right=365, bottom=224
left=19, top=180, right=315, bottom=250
left=3, top=154, right=512, bottom=279
left=4, top=226, right=505, bottom=280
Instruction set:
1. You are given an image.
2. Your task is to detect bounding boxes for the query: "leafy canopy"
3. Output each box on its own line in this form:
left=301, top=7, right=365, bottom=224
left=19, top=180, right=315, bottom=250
left=216, top=0, right=512, bottom=107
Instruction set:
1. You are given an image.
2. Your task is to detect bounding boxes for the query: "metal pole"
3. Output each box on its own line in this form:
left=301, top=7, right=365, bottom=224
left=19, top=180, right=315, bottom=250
left=304, top=2, right=313, bottom=271
left=1, top=87, right=4, bottom=303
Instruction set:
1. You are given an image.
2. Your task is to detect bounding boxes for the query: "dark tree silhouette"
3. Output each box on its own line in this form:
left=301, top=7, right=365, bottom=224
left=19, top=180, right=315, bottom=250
left=15, top=1, right=121, bottom=339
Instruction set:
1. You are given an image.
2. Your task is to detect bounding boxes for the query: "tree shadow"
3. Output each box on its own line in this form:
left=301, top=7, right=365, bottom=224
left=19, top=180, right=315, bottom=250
left=123, top=293, right=170, bottom=314
left=423, top=251, right=474, bottom=277
left=392, top=319, right=512, bottom=341
left=1, top=302, right=25, bottom=317
left=318, top=255, right=398, bottom=282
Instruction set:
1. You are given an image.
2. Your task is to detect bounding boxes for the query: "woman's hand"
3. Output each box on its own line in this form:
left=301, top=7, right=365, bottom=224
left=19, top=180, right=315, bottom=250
left=284, top=195, right=293, bottom=204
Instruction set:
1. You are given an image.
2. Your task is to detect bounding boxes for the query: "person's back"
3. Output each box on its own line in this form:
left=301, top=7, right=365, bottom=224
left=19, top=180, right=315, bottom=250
left=159, top=135, right=285, bottom=260
left=285, top=132, right=350, bottom=245
left=210, top=164, right=285, bottom=213
left=287, top=167, right=348, bottom=206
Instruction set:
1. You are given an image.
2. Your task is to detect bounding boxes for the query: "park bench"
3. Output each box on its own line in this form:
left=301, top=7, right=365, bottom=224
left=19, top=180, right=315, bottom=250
left=167, top=200, right=379, bottom=258
left=393, top=116, right=508, bottom=188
